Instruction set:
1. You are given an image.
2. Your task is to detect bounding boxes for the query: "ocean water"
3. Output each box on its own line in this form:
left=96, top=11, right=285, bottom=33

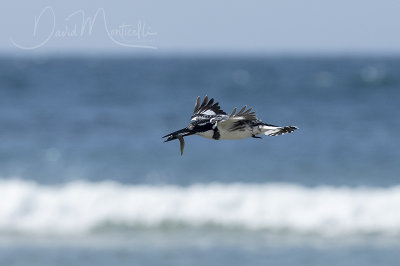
left=1, top=56, right=400, bottom=265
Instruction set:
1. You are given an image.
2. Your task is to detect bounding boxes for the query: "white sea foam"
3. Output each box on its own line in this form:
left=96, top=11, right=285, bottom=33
left=1, top=179, right=400, bottom=236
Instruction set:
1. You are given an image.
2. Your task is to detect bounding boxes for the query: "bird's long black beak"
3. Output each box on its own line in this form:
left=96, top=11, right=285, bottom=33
left=162, top=128, right=195, bottom=155
left=162, top=128, right=193, bottom=142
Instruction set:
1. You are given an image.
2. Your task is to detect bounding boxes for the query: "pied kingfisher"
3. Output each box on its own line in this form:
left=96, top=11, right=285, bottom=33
left=163, top=96, right=298, bottom=155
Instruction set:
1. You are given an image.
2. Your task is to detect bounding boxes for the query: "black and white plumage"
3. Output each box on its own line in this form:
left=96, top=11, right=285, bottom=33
left=163, top=96, right=298, bottom=155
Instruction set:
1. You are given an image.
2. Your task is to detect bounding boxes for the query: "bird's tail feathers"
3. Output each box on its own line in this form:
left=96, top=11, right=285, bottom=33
left=260, top=125, right=298, bottom=136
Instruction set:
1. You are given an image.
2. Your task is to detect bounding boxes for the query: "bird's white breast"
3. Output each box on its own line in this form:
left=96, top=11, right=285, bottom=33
left=196, top=130, right=215, bottom=139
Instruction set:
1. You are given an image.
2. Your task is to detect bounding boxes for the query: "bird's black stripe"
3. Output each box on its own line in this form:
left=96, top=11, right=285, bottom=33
left=194, top=122, right=213, bottom=132
left=212, top=127, right=220, bottom=140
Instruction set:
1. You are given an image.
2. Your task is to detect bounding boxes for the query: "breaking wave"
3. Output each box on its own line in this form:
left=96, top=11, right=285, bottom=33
left=1, top=179, right=400, bottom=236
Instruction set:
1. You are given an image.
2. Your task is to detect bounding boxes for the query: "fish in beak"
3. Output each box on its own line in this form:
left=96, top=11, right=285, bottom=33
left=162, top=128, right=194, bottom=155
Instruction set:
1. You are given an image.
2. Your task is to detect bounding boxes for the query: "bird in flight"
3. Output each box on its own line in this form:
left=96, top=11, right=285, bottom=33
left=163, top=96, right=298, bottom=155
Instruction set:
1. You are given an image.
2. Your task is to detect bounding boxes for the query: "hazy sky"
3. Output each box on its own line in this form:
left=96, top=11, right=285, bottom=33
left=1, top=0, right=400, bottom=55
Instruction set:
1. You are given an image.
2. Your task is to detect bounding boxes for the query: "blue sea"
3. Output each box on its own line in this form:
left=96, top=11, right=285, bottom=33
left=0, top=55, right=400, bottom=266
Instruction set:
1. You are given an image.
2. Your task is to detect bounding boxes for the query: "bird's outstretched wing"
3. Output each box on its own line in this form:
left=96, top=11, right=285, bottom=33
left=191, top=95, right=227, bottom=120
left=228, top=105, right=257, bottom=121
left=216, top=105, right=259, bottom=130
